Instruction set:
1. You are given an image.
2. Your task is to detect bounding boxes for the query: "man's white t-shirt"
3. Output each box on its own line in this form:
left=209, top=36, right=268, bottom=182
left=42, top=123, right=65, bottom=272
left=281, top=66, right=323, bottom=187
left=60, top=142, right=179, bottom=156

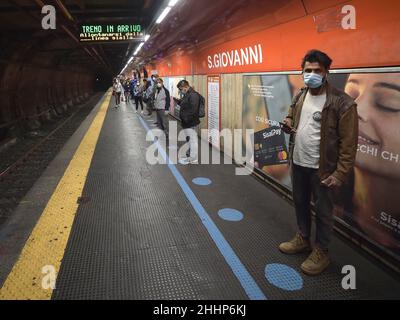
left=293, top=92, right=327, bottom=169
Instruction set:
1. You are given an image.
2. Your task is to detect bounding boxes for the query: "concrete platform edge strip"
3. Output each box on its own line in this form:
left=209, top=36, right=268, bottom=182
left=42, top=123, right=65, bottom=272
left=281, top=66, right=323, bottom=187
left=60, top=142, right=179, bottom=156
left=0, top=90, right=113, bottom=300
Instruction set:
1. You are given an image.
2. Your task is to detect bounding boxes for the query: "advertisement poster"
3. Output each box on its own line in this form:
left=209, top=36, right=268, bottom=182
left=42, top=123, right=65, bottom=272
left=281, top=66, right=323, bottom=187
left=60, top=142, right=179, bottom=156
left=243, top=72, right=400, bottom=261
left=254, top=128, right=288, bottom=168
left=207, top=76, right=221, bottom=148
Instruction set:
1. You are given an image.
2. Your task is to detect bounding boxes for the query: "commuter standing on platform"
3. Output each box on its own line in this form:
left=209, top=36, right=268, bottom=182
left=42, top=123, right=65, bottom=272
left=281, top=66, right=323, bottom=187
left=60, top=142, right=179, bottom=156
left=142, top=78, right=150, bottom=94
left=154, top=78, right=170, bottom=136
left=130, top=77, right=137, bottom=101
left=143, top=78, right=154, bottom=116
left=133, top=81, right=144, bottom=114
left=279, top=49, right=358, bottom=275
left=176, top=80, right=201, bottom=165
left=150, top=75, right=160, bottom=120
left=112, top=78, right=123, bottom=108
left=119, top=77, right=125, bottom=103
left=123, top=79, right=131, bottom=103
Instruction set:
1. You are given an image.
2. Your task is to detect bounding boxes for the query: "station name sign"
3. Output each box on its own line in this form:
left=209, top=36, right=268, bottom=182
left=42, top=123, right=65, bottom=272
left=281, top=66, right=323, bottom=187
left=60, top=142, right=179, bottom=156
left=79, top=24, right=144, bottom=43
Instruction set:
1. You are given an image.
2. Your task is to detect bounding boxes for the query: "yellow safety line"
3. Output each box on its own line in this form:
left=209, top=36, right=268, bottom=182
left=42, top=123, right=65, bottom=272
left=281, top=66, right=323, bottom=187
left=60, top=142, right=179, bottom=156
left=0, top=91, right=112, bottom=300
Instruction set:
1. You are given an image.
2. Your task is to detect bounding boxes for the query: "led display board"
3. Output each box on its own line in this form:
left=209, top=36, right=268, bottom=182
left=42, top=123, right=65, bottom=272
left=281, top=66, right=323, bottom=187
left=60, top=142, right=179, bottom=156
left=79, top=24, right=144, bottom=43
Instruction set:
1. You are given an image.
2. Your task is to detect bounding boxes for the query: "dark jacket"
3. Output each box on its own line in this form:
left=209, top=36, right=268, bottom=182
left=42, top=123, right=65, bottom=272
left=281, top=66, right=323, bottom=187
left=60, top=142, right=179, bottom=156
left=286, top=82, right=358, bottom=183
left=178, top=87, right=201, bottom=129
left=144, top=82, right=156, bottom=106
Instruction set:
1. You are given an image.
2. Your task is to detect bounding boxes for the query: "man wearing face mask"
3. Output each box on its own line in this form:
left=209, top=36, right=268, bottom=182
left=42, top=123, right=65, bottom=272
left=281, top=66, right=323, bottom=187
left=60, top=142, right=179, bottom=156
left=154, top=78, right=170, bottom=136
left=144, top=75, right=158, bottom=116
left=175, top=80, right=201, bottom=165
left=279, top=50, right=358, bottom=275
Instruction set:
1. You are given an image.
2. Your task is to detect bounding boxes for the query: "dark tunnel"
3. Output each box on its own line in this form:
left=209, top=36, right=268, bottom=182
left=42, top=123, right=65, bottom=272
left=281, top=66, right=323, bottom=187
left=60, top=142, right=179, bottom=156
left=0, top=0, right=164, bottom=142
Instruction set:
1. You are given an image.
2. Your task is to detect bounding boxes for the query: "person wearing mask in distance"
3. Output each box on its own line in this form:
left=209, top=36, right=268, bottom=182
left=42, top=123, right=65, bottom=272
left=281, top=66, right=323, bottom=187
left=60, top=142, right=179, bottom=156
left=123, top=78, right=131, bottom=103
left=112, top=77, right=123, bottom=108
left=132, top=77, right=139, bottom=95
left=133, top=81, right=144, bottom=114
left=154, top=78, right=170, bottom=137
left=143, top=77, right=156, bottom=116
left=280, top=49, right=358, bottom=275
left=151, top=75, right=160, bottom=124
left=175, top=80, right=201, bottom=165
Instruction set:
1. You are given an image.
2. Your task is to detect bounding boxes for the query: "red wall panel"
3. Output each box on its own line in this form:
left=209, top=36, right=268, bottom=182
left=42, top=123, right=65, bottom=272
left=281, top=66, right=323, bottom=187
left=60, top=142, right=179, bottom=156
left=151, top=0, right=400, bottom=77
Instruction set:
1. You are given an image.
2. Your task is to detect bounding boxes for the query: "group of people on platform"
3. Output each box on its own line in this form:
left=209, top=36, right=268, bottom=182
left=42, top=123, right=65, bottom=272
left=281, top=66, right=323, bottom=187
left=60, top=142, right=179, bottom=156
left=112, top=76, right=147, bottom=112
left=112, top=75, right=201, bottom=165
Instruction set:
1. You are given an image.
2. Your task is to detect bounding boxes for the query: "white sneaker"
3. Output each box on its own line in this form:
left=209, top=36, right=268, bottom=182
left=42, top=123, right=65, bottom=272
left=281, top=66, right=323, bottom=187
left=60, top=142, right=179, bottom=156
left=188, top=158, right=198, bottom=164
left=178, top=158, right=190, bottom=165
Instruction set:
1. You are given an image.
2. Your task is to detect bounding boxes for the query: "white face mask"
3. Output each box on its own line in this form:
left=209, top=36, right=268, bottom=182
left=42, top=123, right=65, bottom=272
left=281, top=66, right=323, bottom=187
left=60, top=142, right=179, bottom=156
left=157, top=83, right=162, bottom=88
left=303, top=72, right=325, bottom=88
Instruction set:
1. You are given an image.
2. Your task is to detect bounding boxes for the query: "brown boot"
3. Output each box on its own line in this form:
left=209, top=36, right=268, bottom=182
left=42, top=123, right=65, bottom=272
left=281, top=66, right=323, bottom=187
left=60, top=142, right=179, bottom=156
left=279, top=233, right=312, bottom=254
left=301, top=247, right=330, bottom=276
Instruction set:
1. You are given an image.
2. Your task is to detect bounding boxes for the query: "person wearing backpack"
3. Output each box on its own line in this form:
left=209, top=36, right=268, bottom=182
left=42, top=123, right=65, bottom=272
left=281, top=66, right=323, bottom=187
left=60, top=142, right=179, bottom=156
left=142, top=78, right=153, bottom=116
left=176, top=80, right=204, bottom=165
left=154, top=78, right=170, bottom=136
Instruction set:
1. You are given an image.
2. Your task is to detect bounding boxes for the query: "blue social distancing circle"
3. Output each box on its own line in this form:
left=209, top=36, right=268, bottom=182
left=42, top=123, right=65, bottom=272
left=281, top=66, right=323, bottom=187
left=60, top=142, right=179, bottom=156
left=265, top=263, right=303, bottom=291
left=218, top=208, right=244, bottom=222
left=192, top=177, right=212, bottom=186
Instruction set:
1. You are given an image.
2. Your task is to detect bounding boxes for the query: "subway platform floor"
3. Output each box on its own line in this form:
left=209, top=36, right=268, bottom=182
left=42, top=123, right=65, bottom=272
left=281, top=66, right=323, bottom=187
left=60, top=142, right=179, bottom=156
left=0, top=91, right=399, bottom=300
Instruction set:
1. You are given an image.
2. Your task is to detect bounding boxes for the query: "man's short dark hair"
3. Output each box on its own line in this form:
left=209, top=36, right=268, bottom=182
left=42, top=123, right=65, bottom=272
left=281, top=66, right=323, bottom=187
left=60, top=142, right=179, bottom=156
left=177, top=80, right=189, bottom=89
left=301, top=49, right=332, bottom=70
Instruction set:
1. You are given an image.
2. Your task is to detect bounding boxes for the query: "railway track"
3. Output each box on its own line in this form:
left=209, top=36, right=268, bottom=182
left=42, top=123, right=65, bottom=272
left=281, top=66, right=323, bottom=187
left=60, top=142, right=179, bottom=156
left=0, top=93, right=104, bottom=227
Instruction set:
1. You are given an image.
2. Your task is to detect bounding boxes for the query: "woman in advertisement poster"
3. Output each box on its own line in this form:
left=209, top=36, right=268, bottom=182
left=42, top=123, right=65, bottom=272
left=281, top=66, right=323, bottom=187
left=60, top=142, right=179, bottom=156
left=341, top=72, right=400, bottom=257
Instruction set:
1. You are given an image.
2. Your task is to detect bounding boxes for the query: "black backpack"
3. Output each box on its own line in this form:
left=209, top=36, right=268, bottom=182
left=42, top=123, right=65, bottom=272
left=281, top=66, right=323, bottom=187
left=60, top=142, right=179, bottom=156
left=197, top=93, right=205, bottom=118
left=164, top=87, right=171, bottom=111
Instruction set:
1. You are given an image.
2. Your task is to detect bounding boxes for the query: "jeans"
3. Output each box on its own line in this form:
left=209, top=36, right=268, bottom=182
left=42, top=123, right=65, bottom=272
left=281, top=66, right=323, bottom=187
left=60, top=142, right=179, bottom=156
left=134, top=96, right=144, bottom=111
left=115, top=92, right=121, bottom=105
left=124, top=91, right=130, bottom=102
left=291, top=163, right=334, bottom=249
left=145, top=99, right=153, bottom=115
left=156, top=109, right=168, bottom=134
left=184, top=126, right=198, bottom=160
